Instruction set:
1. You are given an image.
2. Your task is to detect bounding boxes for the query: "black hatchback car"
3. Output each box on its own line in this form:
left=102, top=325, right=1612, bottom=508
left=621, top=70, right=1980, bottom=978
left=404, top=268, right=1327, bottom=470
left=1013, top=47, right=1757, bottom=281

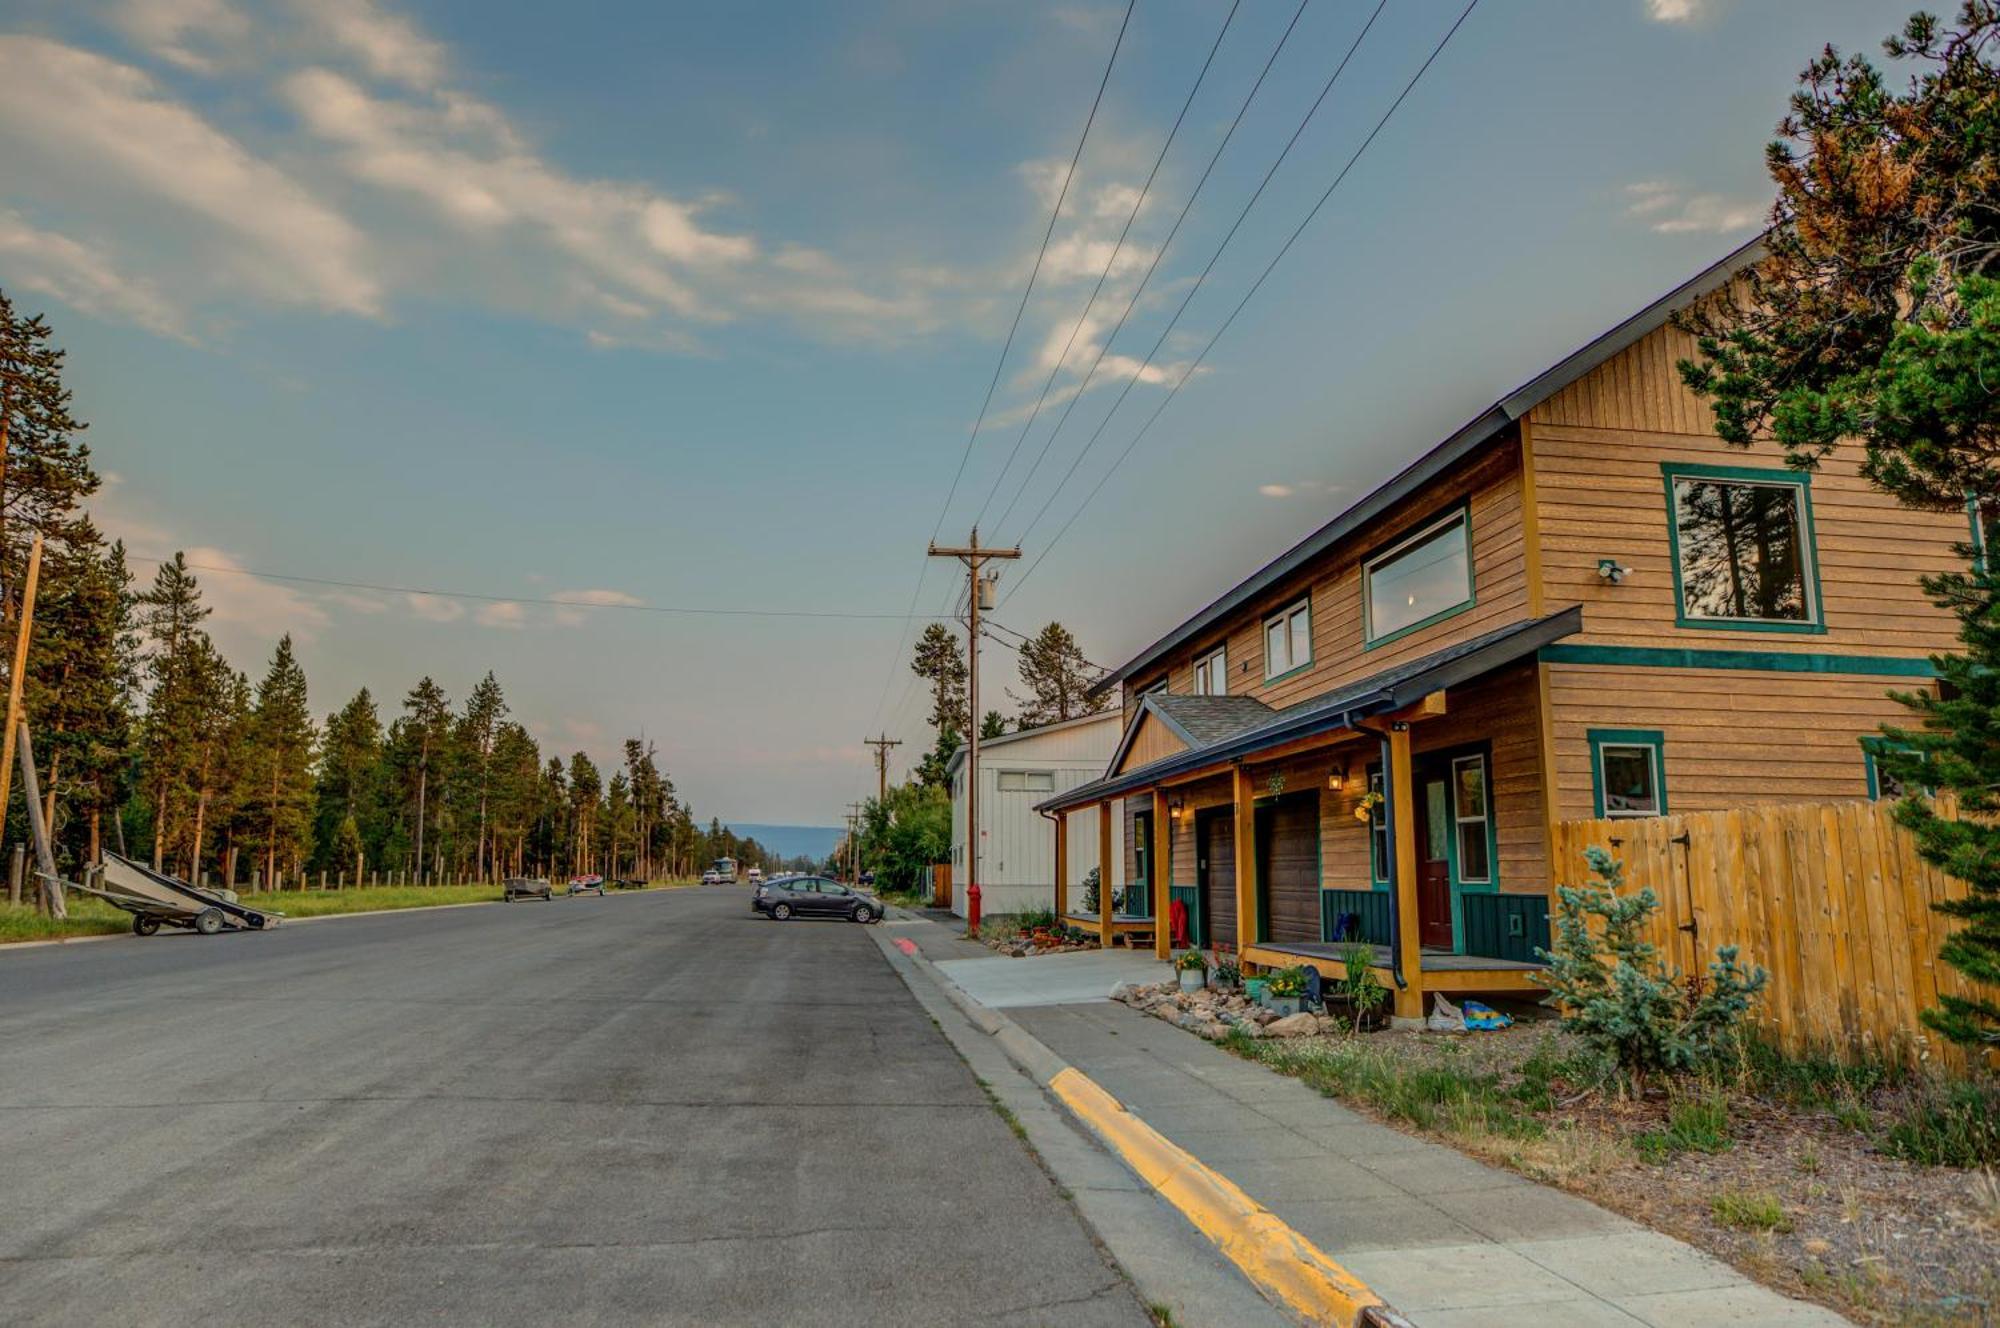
left=752, top=875, right=880, bottom=923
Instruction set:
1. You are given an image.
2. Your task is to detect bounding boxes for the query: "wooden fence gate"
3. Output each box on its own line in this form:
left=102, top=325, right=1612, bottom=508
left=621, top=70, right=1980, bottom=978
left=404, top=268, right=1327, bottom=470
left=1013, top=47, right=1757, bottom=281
left=1552, top=800, right=1983, bottom=1069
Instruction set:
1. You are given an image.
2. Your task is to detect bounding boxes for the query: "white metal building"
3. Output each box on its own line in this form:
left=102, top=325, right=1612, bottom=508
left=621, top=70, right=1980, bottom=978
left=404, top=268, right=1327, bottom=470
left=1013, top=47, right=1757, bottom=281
left=945, top=712, right=1122, bottom=918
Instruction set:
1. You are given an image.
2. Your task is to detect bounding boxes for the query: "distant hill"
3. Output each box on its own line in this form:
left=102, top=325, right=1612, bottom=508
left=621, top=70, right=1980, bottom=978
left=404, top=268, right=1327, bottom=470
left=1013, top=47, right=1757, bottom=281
left=728, top=823, right=842, bottom=862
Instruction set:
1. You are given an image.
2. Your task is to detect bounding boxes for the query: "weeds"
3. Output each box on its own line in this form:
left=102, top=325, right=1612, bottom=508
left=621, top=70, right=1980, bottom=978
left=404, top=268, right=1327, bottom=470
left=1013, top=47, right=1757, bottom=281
left=1711, top=1189, right=1792, bottom=1233
left=1635, top=1089, right=1734, bottom=1163
left=1880, top=1078, right=2000, bottom=1168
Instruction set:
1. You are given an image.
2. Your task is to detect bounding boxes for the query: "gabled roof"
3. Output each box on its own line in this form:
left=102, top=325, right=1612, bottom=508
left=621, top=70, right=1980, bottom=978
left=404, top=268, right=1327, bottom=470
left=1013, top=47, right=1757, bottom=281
left=1094, top=234, right=1767, bottom=695
left=1104, top=692, right=1274, bottom=776
left=943, top=708, right=1122, bottom=779
left=1038, top=606, right=1582, bottom=814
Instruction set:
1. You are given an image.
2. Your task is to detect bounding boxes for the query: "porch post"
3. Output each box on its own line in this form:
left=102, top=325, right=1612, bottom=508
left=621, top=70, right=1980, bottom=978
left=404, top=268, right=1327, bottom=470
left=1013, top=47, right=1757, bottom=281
left=1096, top=801, right=1113, bottom=948
left=1387, top=723, right=1424, bottom=1022
left=1232, top=765, right=1256, bottom=959
left=1152, top=788, right=1170, bottom=959
left=1053, top=811, right=1069, bottom=920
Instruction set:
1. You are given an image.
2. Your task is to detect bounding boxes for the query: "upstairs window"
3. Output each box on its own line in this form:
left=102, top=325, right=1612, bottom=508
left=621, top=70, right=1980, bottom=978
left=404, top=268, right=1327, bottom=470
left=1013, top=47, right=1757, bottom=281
left=996, top=770, right=1054, bottom=793
left=1263, top=598, right=1313, bottom=679
left=1664, top=464, right=1820, bottom=631
left=1193, top=645, right=1228, bottom=696
left=1364, top=507, right=1473, bottom=646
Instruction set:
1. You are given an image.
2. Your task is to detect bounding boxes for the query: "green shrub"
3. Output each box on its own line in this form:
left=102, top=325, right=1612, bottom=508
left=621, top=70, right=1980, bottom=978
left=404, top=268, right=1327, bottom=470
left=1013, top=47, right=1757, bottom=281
left=1880, top=1078, right=2000, bottom=1167
left=1539, top=847, right=1767, bottom=1088
left=1014, top=907, right=1058, bottom=932
left=1336, top=943, right=1388, bottom=1033
left=1078, top=867, right=1101, bottom=914
left=1635, top=1089, right=1735, bottom=1163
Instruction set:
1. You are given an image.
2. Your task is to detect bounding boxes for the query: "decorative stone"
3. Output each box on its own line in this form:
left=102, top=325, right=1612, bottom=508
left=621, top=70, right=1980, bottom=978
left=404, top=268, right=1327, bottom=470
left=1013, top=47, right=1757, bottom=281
left=1265, top=1012, right=1320, bottom=1038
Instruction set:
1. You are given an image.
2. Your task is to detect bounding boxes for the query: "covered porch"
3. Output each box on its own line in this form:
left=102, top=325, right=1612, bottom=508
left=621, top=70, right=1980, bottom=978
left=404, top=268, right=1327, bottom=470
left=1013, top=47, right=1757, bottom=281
left=1036, top=609, right=1578, bottom=1021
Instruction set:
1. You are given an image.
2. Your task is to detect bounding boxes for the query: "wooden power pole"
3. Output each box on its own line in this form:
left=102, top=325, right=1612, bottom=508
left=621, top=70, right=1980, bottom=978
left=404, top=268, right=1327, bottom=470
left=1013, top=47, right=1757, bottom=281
left=864, top=733, right=903, bottom=804
left=0, top=533, right=44, bottom=867
left=927, top=529, right=1019, bottom=935
left=845, top=801, right=866, bottom=883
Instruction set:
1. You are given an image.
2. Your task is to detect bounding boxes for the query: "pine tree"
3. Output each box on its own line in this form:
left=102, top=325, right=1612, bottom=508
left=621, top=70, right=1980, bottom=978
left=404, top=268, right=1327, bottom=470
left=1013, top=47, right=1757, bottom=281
left=242, top=635, right=315, bottom=889
left=0, top=291, right=96, bottom=612
left=567, top=752, right=601, bottom=875
left=980, top=709, right=1009, bottom=740
left=911, top=622, right=969, bottom=739
left=134, top=553, right=213, bottom=870
left=457, top=672, right=507, bottom=881
left=26, top=529, right=134, bottom=870
left=1011, top=621, right=1107, bottom=727
left=1681, top=5, right=2000, bottom=1047
left=401, top=676, right=450, bottom=883
left=314, top=688, right=382, bottom=881
left=488, top=722, right=540, bottom=877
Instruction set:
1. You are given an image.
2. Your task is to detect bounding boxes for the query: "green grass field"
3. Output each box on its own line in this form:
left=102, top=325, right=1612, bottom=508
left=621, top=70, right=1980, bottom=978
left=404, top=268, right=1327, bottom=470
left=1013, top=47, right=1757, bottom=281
left=0, top=878, right=696, bottom=944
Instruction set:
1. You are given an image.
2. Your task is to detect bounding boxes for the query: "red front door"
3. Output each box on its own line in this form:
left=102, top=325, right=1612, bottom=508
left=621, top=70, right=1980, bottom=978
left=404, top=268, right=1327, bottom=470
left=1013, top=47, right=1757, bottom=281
left=1414, top=774, right=1453, bottom=949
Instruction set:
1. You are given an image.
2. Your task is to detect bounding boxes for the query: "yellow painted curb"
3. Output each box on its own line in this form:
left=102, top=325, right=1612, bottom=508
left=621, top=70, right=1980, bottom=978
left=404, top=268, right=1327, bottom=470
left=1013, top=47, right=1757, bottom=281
left=1050, top=1065, right=1389, bottom=1328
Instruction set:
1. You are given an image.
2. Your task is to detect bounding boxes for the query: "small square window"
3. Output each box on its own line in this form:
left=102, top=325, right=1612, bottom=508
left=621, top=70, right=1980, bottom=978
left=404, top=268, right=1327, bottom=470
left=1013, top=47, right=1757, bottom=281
left=1590, top=730, right=1666, bottom=819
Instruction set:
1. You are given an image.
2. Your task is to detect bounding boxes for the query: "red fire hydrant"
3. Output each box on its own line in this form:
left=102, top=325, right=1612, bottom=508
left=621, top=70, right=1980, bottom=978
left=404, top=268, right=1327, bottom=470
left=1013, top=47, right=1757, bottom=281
left=965, top=881, right=981, bottom=938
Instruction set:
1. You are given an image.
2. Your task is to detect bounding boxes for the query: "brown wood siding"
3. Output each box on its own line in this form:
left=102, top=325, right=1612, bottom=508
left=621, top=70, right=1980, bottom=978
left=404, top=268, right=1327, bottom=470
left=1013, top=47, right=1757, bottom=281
left=1528, top=322, right=1962, bottom=658
left=1545, top=662, right=1921, bottom=823
left=1198, top=808, right=1238, bottom=947
left=1261, top=792, right=1320, bottom=944
left=1116, top=712, right=1188, bottom=775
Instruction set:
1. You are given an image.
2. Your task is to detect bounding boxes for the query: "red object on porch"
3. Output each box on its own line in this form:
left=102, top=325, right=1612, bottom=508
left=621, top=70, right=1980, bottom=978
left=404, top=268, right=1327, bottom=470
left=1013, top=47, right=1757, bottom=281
left=1169, top=898, right=1189, bottom=948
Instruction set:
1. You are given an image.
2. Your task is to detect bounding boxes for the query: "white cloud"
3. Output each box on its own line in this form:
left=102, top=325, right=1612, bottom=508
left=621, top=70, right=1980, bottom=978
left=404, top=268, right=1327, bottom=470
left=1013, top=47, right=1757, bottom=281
left=475, top=600, right=527, bottom=629
left=181, top=545, right=331, bottom=643
left=404, top=592, right=464, bottom=622
left=1623, top=181, right=1763, bottom=235
left=0, top=37, right=379, bottom=316
left=1259, top=484, right=1294, bottom=498
left=1257, top=480, right=1343, bottom=501
left=550, top=587, right=644, bottom=627
left=0, top=212, right=193, bottom=341
left=112, top=0, right=250, bottom=73
left=1644, top=0, right=1707, bottom=22
left=298, top=0, right=447, bottom=89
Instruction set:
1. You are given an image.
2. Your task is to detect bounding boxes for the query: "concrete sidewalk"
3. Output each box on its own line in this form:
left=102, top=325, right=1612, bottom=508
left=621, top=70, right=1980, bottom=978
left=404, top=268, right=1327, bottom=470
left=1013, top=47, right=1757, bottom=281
left=889, top=910, right=1851, bottom=1328
left=934, top=949, right=1174, bottom=1008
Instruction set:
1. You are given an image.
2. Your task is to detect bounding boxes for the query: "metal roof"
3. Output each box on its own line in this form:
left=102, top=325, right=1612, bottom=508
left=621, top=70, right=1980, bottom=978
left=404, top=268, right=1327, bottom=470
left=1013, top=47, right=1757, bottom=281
left=1094, top=235, right=1766, bottom=695
left=1037, top=606, right=1583, bottom=815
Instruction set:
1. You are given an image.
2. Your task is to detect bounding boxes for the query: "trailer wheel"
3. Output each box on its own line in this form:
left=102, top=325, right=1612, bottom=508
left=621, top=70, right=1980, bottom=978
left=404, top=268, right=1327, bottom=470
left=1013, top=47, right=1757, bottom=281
left=133, top=915, right=161, bottom=937
left=193, top=907, right=225, bottom=936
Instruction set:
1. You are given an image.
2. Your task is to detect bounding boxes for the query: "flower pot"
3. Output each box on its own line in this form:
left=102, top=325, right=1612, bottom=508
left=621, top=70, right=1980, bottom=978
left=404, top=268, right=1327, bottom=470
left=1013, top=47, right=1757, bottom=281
left=1266, top=995, right=1302, bottom=1016
left=1244, top=977, right=1269, bottom=1004
left=1178, top=968, right=1206, bottom=994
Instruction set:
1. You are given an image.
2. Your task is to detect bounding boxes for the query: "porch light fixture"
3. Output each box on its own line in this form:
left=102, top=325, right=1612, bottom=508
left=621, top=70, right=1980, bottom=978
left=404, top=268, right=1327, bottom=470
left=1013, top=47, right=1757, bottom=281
left=1326, top=764, right=1346, bottom=793
left=1169, top=798, right=1186, bottom=819
left=1597, top=558, right=1629, bottom=585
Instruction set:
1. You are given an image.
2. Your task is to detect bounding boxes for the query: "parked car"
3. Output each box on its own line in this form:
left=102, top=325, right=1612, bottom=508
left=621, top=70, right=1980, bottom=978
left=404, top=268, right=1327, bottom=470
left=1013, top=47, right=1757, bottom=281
left=860, top=870, right=876, bottom=886
left=746, top=866, right=763, bottom=885
left=751, top=874, right=880, bottom=923
left=701, top=869, right=721, bottom=885
left=566, top=875, right=605, bottom=896
left=503, top=876, right=552, bottom=902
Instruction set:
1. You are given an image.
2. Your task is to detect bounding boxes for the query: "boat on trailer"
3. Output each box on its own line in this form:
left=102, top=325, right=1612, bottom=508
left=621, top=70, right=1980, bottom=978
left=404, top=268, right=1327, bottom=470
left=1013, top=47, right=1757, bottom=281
left=72, top=853, right=285, bottom=937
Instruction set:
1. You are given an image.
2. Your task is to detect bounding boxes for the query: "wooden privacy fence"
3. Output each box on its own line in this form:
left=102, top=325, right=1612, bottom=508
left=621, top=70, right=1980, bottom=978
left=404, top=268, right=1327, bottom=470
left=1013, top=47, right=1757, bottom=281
left=1552, top=800, right=1981, bottom=1069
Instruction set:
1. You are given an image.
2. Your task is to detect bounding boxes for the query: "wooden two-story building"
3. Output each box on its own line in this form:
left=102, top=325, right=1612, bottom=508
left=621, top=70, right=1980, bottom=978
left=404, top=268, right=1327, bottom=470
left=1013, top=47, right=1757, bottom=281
left=1035, top=236, right=1968, bottom=1020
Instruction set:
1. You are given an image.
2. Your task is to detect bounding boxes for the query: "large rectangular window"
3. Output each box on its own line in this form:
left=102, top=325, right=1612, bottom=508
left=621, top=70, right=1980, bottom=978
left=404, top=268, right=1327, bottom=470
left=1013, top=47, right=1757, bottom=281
left=1588, top=729, right=1667, bottom=819
left=1193, top=645, right=1227, bottom=696
left=1664, top=464, right=1821, bottom=631
left=1263, top=597, right=1313, bottom=679
left=1364, top=507, right=1474, bottom=646
left=996, top=770, right=1054, bottom=793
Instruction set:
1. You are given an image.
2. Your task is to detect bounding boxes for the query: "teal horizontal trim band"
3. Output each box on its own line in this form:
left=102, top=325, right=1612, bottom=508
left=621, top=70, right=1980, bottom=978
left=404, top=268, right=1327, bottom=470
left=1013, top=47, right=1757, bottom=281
left=1539, top=644, right=1936, bottom=677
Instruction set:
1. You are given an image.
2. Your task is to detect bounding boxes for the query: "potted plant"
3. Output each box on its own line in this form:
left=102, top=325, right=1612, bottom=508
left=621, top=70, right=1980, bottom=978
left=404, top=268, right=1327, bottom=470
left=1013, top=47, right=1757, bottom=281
left=1174, top=949, right=1209, bottom=993
left=1212, top=958, right=1241, bottom=991
left=1244, top=972, right=1270, bottom=1004
left=1265, top=965, right=1309, bottom=1015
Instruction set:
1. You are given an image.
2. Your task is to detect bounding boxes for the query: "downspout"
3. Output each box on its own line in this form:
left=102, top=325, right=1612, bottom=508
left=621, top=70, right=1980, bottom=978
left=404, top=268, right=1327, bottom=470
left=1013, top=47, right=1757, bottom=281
left=1377, top=729, right=1408, bottom=996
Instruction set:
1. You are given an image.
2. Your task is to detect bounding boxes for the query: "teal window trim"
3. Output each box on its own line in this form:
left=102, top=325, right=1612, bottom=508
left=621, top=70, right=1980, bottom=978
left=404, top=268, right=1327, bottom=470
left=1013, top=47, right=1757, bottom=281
left=1537, top=643, right=1934, bottom=677
left=1661, top=461, right=1826, bottom=636
left=1447, top=750, right=1498, bottom=889
left=1362, top=500, right=1476, bottom=650
left=1861, top=737, right=1926, bottom=800
left=1415, top=742, right=1498, bottom=954
left=1588, top=728, right=1668, bottom=819
left=1262, top=596, right=1314, bottom=680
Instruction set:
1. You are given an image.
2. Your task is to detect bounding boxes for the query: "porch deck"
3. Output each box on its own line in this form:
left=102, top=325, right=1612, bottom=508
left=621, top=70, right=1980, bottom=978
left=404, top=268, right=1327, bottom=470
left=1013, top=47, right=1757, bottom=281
left=1241, top=941, right=1548, bottom=994
left=1063, top=912, right=1154, bottom=931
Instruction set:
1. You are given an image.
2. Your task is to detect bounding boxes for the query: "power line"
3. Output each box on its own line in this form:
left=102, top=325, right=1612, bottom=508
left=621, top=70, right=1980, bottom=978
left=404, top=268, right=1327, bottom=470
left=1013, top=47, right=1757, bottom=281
left=1009, top=0, right=1392, bottom=553
left=968, top=0, right=1243, bottom=534
left=988, top=0, right=1315, bottom=540
left=867, top=0, right=1136, bottom=733
left=123, top=553, right=950, bottom=623
left=1004, top=0, right=1483, bottom=605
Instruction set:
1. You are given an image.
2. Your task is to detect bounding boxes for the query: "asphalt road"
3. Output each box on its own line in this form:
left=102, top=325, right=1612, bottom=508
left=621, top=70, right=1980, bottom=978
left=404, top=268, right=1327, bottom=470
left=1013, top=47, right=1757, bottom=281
left=0, top=888, right=1149, bottom=1326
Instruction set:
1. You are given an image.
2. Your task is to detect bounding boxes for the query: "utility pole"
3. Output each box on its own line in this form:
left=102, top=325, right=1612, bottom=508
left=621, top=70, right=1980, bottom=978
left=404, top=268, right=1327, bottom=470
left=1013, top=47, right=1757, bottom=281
left=927, top=528, right=1019, bottom=937
left=864, top=733, right=903, bottom=804
left=846, top=801, right=866, bottom=884
left=0, top=533, right=44, bottom=867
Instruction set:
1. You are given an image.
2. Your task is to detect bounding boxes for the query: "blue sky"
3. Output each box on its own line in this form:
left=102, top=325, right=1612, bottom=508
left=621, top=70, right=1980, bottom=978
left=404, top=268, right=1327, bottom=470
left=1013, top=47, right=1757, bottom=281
left=0, top=0, right=1904, bottom=825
